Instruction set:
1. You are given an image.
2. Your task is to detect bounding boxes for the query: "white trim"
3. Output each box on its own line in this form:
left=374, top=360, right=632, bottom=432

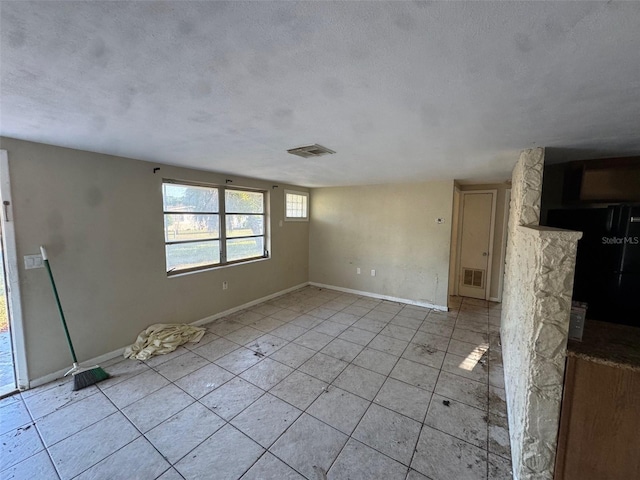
left=29, top=346, right=127, bottom=388
left=0, top=151, right=28, bottom=391
left=455, top=190, right=497, bottom=301
left=484, top=190, right=498, bottom=301
left=496, top=188, right=511, bottom=303
left=449, top=186, right=461, bottom=297
left=309, top=282, right=448, bottom=311
left=189, top=281, right=309, bottom=326
left=28, top=281, right=310, bottom=387
left=284, top=189, right=309, bottom=222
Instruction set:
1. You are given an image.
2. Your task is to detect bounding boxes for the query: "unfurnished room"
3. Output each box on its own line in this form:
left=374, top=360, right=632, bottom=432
left=0, top=1, right=639, bottom=480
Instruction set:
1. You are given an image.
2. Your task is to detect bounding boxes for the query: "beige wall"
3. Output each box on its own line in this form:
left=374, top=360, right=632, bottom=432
left=309, top=181, right=454, bottom=308
left=1, top=137, right=309, bottom=381
left=457, top=182, right=510, bottom=300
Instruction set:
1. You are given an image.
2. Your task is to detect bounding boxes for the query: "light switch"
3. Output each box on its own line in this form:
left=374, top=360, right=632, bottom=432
left=24, top=254, right=44, bottom=269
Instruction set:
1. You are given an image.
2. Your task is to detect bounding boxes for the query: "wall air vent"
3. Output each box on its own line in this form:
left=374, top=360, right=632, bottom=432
left=463, top=268, right=485, bottom=288
left=287, top=144, right=336, bottom=158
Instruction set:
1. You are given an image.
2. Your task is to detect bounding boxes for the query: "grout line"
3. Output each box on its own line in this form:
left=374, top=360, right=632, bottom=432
left=404, top=309, right=448, bottom=475
left=324, top=309, right=432, bottom=474
left=8, top=288, right=504, bottom=479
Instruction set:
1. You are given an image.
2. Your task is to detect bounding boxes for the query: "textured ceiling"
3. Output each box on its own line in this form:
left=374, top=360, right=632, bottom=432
left=1, top=1, right=639, bottom=187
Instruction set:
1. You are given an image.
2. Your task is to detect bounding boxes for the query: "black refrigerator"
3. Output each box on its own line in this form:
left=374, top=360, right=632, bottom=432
left=547, top=205, right=640, bottom=326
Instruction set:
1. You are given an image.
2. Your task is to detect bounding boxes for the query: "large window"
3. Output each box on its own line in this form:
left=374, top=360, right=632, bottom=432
left=285, top=190, right=309, bottom=221
left=163, top=181, right=267, bottom=274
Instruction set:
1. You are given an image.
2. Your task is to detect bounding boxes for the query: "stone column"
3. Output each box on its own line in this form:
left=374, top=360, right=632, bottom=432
left=501, top=148, right=582, bottom=480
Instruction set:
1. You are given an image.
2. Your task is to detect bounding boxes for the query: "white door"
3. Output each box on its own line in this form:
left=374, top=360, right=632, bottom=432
left=458, top=192, right=495, bottom=299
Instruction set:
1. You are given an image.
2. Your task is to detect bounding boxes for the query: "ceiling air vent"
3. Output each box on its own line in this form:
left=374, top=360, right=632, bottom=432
left=287, top=144, right=336, bottom=158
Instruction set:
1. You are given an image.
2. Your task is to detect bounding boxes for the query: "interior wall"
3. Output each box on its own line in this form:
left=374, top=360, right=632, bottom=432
left=0, top=137, right=310, bottom=381
left=457, top=183, right=510, bottom=300
left=309, top=181, right=454, bottom=308
left=501, top=148, right=582, bottom=480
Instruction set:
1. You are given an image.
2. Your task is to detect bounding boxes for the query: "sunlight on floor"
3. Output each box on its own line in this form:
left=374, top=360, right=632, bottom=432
left=458, top=343, right=489, bottom=371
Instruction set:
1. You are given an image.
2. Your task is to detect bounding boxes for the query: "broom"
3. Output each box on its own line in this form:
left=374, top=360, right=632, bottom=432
left=40, top=246, right=109, bottom=390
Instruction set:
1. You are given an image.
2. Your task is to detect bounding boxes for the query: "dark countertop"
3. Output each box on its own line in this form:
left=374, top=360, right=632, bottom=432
left=566, top=320, right=640, bottom=372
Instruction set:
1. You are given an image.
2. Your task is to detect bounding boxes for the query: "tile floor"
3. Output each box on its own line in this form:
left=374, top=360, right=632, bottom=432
left=0, top=287, right=512, bottom=480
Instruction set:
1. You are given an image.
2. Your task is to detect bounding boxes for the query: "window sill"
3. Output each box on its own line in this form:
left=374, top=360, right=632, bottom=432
left=167, top=256, right=271, bottom=278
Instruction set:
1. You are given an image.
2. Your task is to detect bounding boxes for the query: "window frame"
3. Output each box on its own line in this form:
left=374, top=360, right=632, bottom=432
left=284, top=189, right=309, bottom=222
left=163, top=179, right=269, bottom=276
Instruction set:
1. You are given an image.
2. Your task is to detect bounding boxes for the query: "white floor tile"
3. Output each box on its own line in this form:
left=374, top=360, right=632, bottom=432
left=412, top=425, right=487, bottom=480
left=269, top=414, right=347, bottom=480
left=122, top=384, right=194, bottom=432
left=145, top=402, right=225, bottom=464
left=352, top=404, right=421, bottom=465
left=23, top=381, right=99, bottom=420
left=306, top=387, right=370, bottom=435
left=75, top=436, right=169, bottom=480
left=0, top=399, right=32, bottom=436
left=268, top=370, right=327, bottom=410
left=0, top=449, right=58, bottom=480
left=240, top=452, right=304, bottom=480
left=328, top=438, right=408, bottom=480
left=199, top=377, right=264, bottom=420
left=48, top=412, right=139, bottom=479
left=175, top=425, right=263, bottom=480
left=6, top=288, right=511, bottom=480
left=230, top=394, right=302, bottom=447
left=0, top=424, right=43, bottom=471
left=173, top=363, right=234, bottom=399
left=36, top=392, right=117, bottom=447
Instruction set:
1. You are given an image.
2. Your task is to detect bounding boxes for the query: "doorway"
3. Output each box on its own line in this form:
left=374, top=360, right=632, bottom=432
left=0, top=150, right=26, bottom=394
left=456, top=190, right=497, bottom=300
left=0, top=226, right=14, bottom=394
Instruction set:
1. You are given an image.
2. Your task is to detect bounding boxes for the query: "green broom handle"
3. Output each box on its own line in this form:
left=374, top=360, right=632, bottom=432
left=40, top=246, right=78, bottom=363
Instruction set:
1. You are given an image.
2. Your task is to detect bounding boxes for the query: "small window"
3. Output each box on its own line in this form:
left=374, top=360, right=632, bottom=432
left=163, top=180, right=267, bottom=275
left=285, top=190, right=309, bottom=221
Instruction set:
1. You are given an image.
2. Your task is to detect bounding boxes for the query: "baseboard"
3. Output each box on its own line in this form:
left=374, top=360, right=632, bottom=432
left=309, top=282, right=448, bottom=311
left=189, top=281, right=310, bottom=327
left=28, top=281, right=310, bottom=389
left=29, top=346, right=127, bottom=388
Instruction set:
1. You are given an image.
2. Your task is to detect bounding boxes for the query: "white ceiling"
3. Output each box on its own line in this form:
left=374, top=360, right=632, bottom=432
left=1, top=1, right=639, bottom=187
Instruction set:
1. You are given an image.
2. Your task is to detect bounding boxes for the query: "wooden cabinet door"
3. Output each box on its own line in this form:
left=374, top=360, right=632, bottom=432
left=555, top=357, right=640, bottom=479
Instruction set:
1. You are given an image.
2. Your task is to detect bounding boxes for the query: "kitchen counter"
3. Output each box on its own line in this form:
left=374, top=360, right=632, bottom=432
left=566, top=320, right=640, bottom=371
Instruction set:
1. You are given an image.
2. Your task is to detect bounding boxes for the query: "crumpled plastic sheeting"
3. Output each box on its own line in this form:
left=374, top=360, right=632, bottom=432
left=123, top=324, right=206, bottom=360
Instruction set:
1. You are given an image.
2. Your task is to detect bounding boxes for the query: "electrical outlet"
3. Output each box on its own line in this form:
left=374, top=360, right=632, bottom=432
left=222, top=281, right=228, bottom=290
left=24, top=254, right=44, bottom=269
left=356, top=267, right=361, bottom=274
left=371, top=269, right=376, bottom=276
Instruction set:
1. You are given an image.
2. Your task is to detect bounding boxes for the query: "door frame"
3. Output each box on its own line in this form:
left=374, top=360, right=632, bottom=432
left=449, top=186, right=461, bottom=297
left=455, top=189, right=497, bottom=301
left=0, top=150, right=28, bottom=391
left=494, top=188, right=511, bottom=303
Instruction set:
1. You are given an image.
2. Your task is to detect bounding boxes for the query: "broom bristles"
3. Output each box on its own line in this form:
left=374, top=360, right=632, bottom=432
left=72, top=366, right=109, bottom=391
